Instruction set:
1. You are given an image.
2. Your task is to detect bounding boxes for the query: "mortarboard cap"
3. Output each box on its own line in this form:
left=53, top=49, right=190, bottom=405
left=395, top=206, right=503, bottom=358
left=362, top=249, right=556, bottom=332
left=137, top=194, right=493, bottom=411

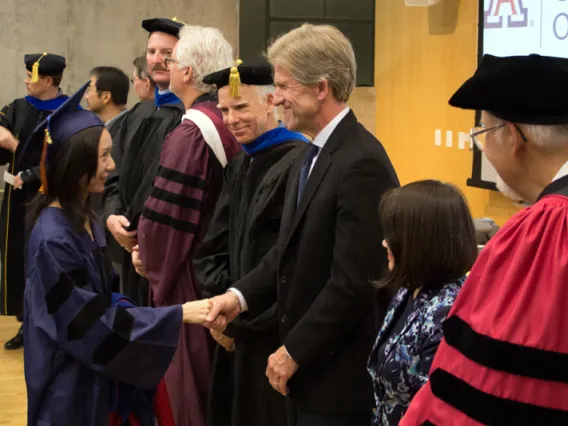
left=28, top=81, right=103, bottom=193
left=141, top=17, right=185, bottom=38
left=203, top=60, right=273, bottom=98
left=25, top=53, right=66, bottom=83
left=449, top=54, right=568, bottom=125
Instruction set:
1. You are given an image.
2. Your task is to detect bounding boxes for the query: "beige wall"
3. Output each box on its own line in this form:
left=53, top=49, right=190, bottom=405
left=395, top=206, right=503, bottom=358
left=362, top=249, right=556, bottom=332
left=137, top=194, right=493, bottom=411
left=375, top=0, right=520, bottom=225
left=349, top=87, right=376, bottom=137
left=0, top=0, right=239, bottom=108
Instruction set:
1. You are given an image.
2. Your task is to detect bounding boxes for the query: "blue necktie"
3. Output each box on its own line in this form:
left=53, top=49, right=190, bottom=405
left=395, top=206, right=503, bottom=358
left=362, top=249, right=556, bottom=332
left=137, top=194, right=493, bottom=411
left=297, top=143, right=320, bottom=206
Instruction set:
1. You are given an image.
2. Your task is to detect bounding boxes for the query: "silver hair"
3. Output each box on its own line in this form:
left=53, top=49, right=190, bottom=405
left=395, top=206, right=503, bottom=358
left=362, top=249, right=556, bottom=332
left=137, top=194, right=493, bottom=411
left=521, top=124, right=568, bottom=151
left=254, top=85, right=275, bottom=100
left=176, top=26, right=234, bottom=94
left=266, top=24, right=357, bottom=102
left=132, top=54, right=153, bottom=81
left=254, top=85, right=281, bottom=121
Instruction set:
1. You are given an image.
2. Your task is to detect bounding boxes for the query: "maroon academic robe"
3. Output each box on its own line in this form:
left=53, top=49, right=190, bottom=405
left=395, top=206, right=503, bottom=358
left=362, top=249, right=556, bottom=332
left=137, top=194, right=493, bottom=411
left=401, top=173, right=568, bottom=426
left=137, top=101, right=240, bottom=426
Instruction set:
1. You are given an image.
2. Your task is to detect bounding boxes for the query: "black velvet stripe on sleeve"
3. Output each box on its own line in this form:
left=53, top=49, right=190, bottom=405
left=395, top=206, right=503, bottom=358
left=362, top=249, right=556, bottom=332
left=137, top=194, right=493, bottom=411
left=157, top=165, right=206, bottom=189
left=66, top=294, right=108, bottom=341
left=92, top=306, right=134, bottom=365
left=150, top=186, right=202, bottom=210
left=141, top=207, right=198, bottom=234
left=430, top=368, right=568, bottom=425
left=444, top=315, right=568, bottom=383
left=45, top=268, right=90, bottom=314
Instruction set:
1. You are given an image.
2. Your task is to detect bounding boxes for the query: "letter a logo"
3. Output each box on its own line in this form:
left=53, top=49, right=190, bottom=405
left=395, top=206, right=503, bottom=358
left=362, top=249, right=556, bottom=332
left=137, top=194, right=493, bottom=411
left=485, top=0, right=528, bottom=29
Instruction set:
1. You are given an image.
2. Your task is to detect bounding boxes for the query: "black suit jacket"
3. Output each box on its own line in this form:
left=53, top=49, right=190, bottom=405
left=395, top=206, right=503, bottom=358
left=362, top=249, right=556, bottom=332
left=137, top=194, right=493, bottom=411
left=233, top=111, right=400, bottom=414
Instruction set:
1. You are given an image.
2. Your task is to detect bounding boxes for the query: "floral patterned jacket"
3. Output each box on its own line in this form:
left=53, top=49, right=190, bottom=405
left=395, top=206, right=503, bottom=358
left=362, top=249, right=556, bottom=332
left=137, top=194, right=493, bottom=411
left=367, top=276, right=465, bottom=425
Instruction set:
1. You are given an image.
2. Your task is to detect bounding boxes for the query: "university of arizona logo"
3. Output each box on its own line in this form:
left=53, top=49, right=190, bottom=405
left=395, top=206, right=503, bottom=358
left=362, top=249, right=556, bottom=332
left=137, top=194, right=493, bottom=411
left=485, top=0, right=528, bottom=29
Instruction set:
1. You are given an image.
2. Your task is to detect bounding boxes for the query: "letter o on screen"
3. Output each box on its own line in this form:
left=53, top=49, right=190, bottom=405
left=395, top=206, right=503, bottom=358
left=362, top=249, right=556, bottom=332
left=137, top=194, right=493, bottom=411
left=554, top=13, right=568, bottom=41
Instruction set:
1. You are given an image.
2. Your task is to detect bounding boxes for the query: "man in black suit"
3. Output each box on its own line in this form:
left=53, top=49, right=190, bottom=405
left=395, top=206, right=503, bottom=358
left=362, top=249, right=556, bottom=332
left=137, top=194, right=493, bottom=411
left=205, top=23, right=399, bottom=426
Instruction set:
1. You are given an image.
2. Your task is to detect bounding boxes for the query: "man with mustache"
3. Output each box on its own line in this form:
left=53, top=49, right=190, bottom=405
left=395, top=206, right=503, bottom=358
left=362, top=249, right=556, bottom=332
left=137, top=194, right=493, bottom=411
left=101, top=17, right=185, bottom=306
left=0, top=53, right=68, bottom=350
left=194, top=63, right=308, bottom=426
left=401, top=54, right=568, bottom=425
left=132, top=26, right=240, bottom=426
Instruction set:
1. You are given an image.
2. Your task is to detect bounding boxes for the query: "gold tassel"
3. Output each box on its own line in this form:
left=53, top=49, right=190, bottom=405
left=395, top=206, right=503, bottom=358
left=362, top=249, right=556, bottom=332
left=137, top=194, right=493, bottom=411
left=45, top=127, right=53, bottom=145
left=229, top=59, right=243, bottom=98
left=172, top=16, right=187, bottom=25
left=31, top=52, right=48, bottom=83
left=39, top=129, right=50, bottom=194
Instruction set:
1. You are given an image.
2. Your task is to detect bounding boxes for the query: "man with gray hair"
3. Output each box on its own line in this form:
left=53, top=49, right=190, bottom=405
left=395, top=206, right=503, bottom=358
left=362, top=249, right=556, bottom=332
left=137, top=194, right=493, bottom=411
left=205, top=24, right=399, bottom=426
left=132, top=25, right=240, bottom=426
left=132, top=54, right=156, bottom=102
left=194, top=62, right=308, bottom=426
left=401, top=54, right=568, bottom=425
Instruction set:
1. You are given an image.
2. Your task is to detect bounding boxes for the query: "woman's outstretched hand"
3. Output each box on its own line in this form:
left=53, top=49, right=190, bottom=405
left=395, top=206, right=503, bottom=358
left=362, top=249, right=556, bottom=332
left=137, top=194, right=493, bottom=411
left=182, top=299, right=213, bottom=324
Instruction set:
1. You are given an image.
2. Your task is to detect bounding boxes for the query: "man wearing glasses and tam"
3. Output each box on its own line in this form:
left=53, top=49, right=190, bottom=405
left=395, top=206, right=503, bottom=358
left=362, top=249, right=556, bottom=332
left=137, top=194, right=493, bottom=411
left=402, top=54, right=568, bottom=425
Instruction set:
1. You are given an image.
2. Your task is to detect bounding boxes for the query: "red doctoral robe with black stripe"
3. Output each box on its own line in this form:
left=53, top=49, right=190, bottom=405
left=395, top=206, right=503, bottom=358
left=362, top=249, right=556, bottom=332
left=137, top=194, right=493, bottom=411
left=401, top=172, right=568, bottom=426
left=137, top=100, right=240, bottom=426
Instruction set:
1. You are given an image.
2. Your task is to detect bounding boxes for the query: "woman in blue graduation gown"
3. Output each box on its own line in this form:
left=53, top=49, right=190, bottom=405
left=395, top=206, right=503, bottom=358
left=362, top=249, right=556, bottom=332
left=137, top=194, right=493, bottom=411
left=22, top=82, right=211, bottom=426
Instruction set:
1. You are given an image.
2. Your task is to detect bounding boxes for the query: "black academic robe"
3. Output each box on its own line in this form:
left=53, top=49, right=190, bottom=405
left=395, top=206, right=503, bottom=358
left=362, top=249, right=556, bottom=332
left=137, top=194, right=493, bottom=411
left=194, top=140, right=305, bottom=426
left=0, top=98, right=62, bottom=315
left=101, top=98, right=185, bottom=306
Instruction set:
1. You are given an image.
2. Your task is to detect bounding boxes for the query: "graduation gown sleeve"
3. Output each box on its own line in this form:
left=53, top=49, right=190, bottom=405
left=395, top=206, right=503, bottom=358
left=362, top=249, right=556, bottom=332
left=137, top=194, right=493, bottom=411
left=0, top=102, right=16, bottom=165
left=194, top=169, right=233, bottom=299
left=27, top=236, right=182, bottom=390
left=138, top=122, right=211, bottom=305
left=21, top=166, right=41, bottom=185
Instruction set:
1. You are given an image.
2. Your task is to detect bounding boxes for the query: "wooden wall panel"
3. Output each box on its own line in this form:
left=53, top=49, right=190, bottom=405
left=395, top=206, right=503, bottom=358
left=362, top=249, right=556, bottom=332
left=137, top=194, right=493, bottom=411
left=375, top=0, right=520, bottom=225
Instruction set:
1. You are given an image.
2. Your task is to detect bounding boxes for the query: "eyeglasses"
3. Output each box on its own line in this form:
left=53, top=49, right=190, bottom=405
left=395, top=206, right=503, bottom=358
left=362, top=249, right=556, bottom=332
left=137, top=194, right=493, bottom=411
left=470, top=123, right=529, bottom=151
left=470, top=124, right=505, bottom=151
left=164, top=57, right=179, bottom=69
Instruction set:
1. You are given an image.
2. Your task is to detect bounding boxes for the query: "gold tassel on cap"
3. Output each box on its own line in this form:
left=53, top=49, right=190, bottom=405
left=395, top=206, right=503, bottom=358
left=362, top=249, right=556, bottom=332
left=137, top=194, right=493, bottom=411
left=31, top=52, right=48, bottom=83
left=229, top=59, right=243, bottom=98
left=172, top=16, right=187, bottom=25
left=39, top=128, right=51, bottom=194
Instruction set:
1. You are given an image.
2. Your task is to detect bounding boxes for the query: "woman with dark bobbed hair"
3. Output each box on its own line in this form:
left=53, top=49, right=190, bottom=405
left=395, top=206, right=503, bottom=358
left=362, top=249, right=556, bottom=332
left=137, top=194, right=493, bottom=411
left=367, top=180, right=477, bottom=426
left=22, top=82, right=211, bottom=426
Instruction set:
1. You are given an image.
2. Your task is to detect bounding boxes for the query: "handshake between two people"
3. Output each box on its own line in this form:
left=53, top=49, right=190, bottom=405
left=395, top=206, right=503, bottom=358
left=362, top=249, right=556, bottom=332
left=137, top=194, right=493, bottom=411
left=133, top=248, right=299, bottom=395
left=182, top=291, right=242, bottom=353
left=132, top=243, right=241, bottom=343
left=181, top=291, right=243, bottom=331
left=132, top=246, right=243, bottom=330
left=183, top=291, right=299, bottom=396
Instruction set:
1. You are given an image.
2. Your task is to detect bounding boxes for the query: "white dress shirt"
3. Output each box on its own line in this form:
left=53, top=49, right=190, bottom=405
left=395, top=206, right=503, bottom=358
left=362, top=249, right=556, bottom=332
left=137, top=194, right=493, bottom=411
left=229, top=107, right=351, bottom=314
left=308, top=107, right=351, bottom=175
left=552, top=161, right=568, bottom=182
